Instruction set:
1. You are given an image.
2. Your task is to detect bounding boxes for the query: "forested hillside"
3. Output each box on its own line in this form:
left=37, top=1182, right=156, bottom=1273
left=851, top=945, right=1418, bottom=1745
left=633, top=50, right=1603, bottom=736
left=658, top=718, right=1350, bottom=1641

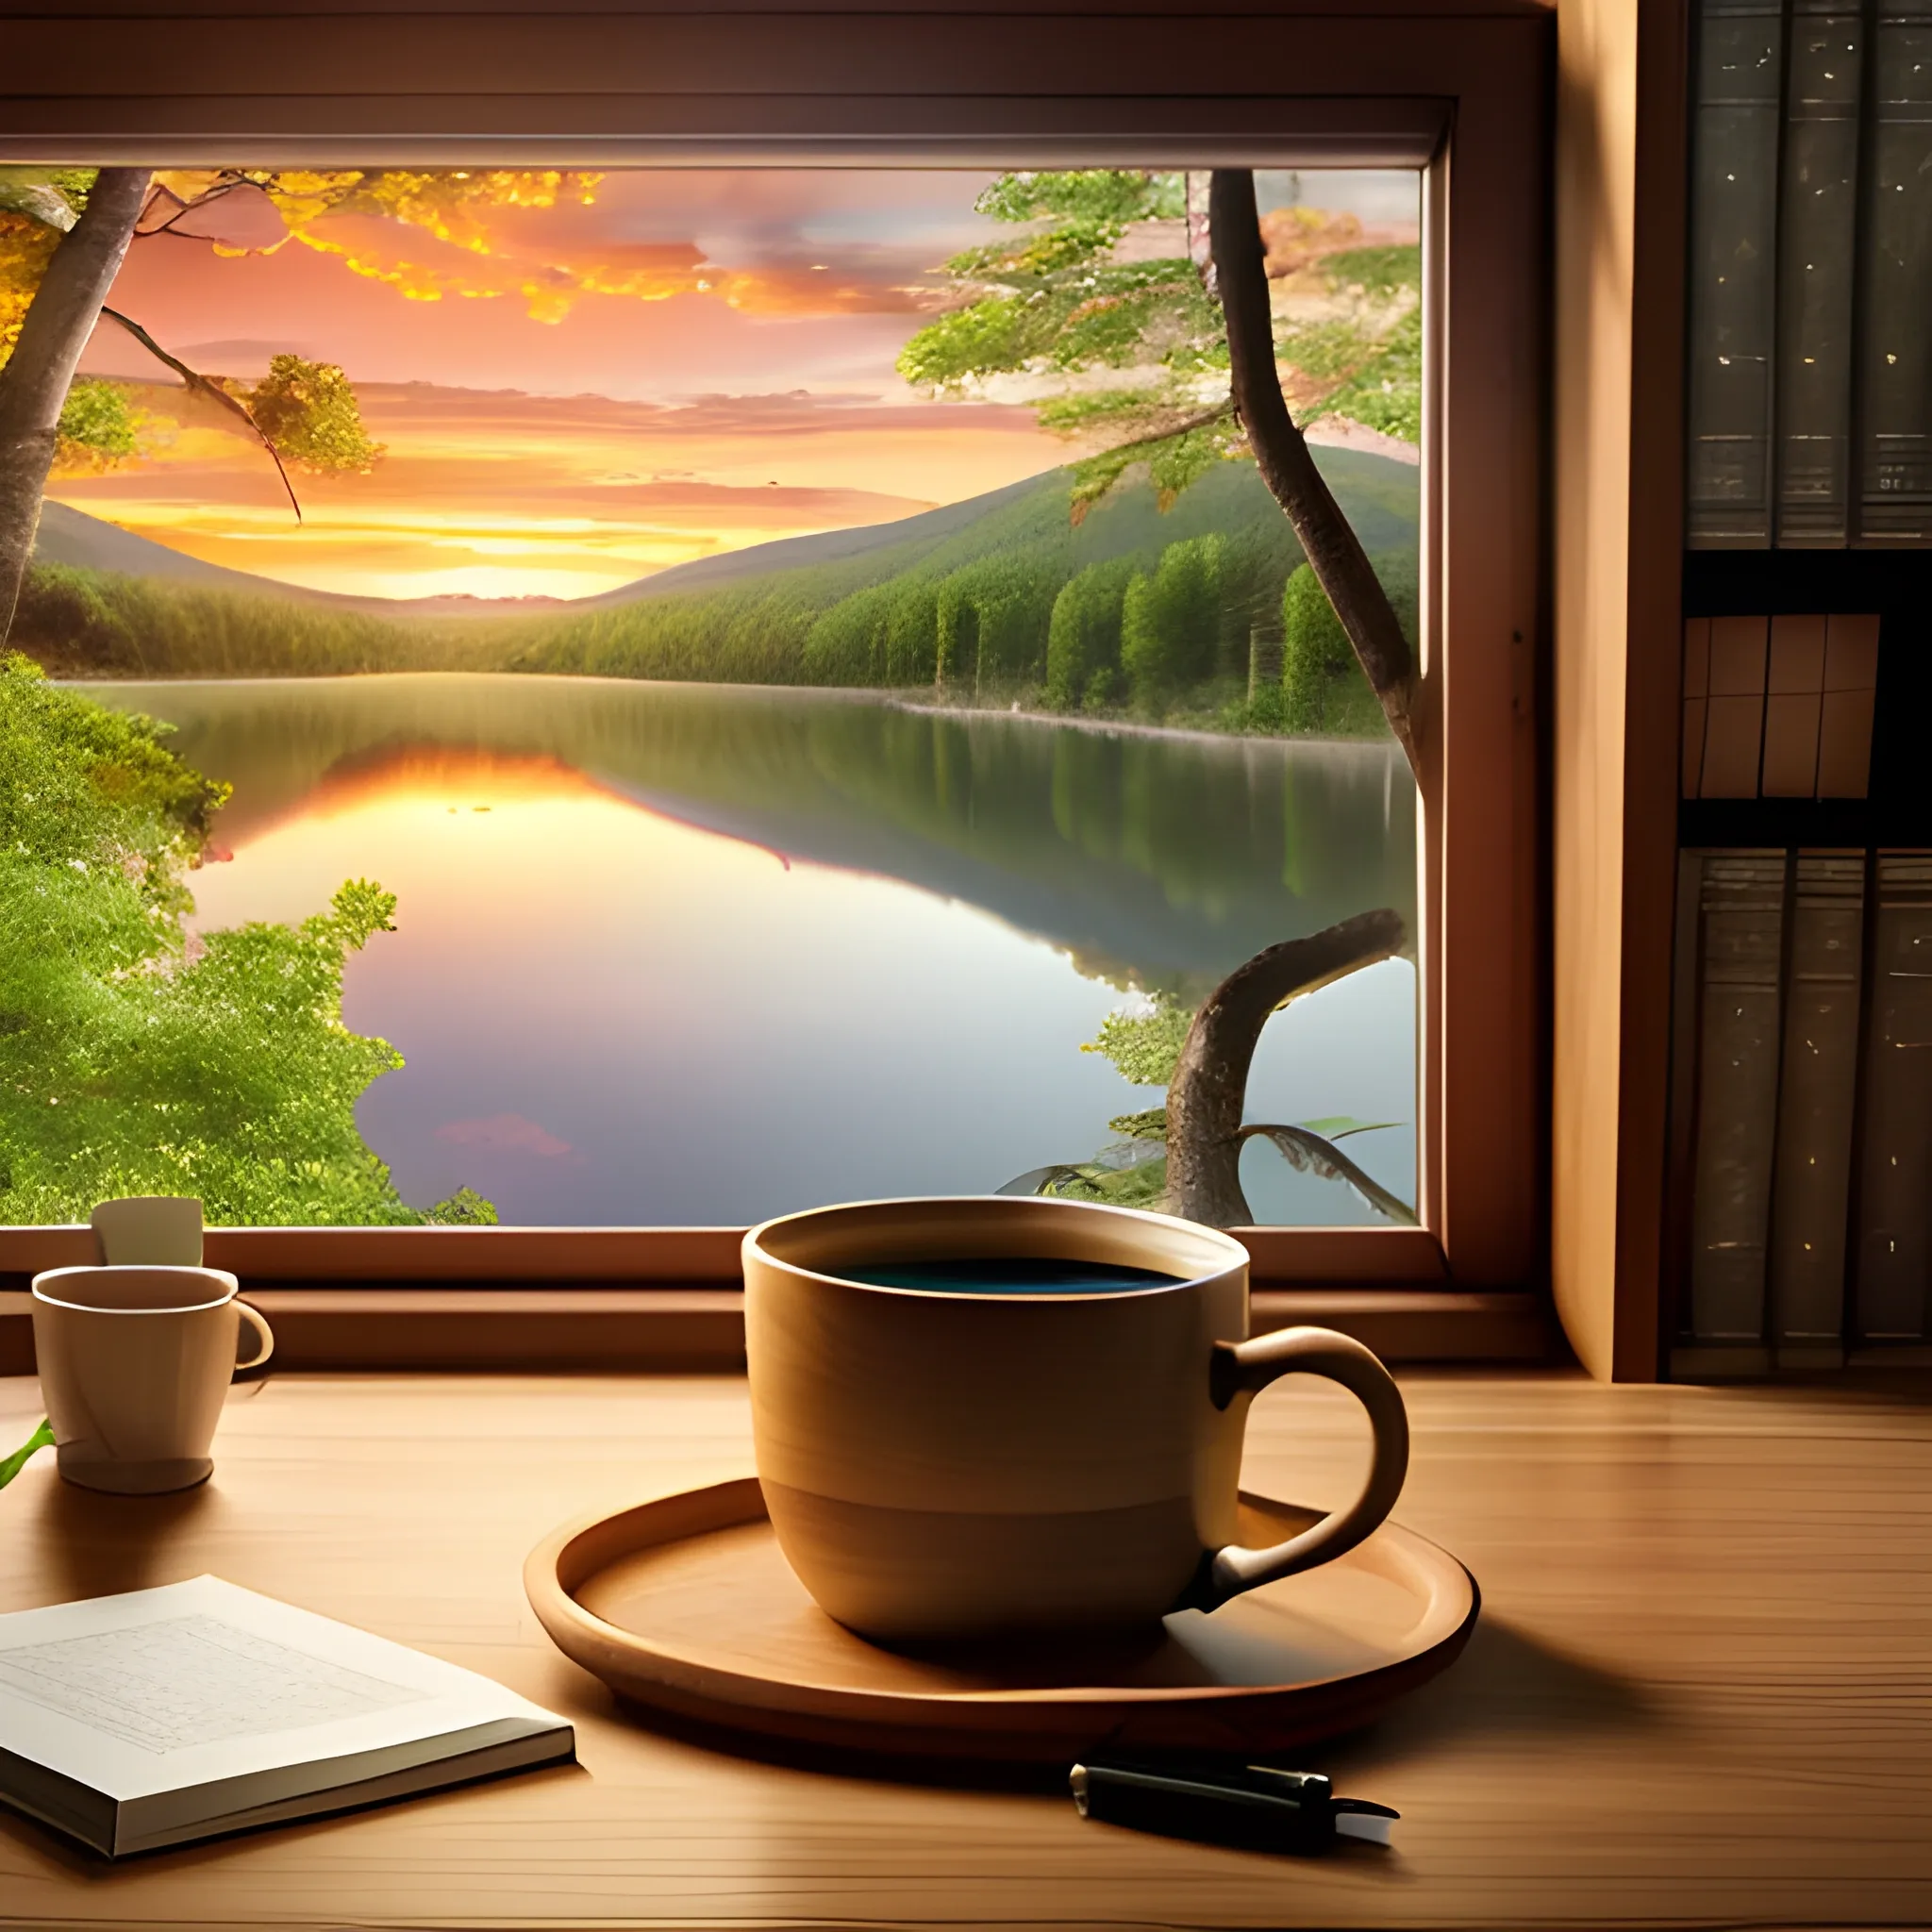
left=12, top=448, right=1419, bottom=734
left=504, top=449, right=1418, bottom=727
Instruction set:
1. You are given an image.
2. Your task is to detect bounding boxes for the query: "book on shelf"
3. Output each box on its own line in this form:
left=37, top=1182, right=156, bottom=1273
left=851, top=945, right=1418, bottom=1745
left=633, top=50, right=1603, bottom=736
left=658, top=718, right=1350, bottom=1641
left=1857, top=0, right=1932, bottom=541
left=1675, top=849, right=1932, bottom=1358
left=0, top=1575, right=575, bottom=1857
left=1852, top=854, right=1932, bottom=1339
left=1687, top=0, right=1786, bottom=546
left=1766, top=854, right=1865, bottom=1354
left=1774, top=1, right=1865, bottom=544
left=1686, top=853, right=1789, bottom=1339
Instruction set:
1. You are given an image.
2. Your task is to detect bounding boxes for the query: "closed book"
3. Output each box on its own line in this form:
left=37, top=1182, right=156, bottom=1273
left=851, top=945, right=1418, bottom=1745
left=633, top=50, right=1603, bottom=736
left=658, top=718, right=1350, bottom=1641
left=1853, top=853, right=1932, bottom=1339
left=1857, top=0, right=1932, bottom=541
left=1775, top=2, right=1866, bottom=544
left=0, top=1576, right=574, bottom=1857
left=1688, top=0, right=1786, bottom=547
left=1689, top=852, right=1789, bottom=1340
left=1767, top=854, right=1865, bottom=1356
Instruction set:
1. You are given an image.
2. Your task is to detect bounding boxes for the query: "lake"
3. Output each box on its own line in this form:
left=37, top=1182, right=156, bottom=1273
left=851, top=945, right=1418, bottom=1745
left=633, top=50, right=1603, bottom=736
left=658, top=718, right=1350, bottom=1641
left=83, top=675, right=1419, bottom=1226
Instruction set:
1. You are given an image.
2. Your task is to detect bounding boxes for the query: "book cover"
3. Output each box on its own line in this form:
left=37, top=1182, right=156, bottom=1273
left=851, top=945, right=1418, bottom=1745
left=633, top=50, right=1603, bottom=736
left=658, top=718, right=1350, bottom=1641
left=1767, top=853, right=1865, bottom=1356
left=1775, top=1, right=1866, bottom=544
left=1853, top=853, right=1932, bottom=1339
left=1689, top=852, right=1790, bottom=1340
left=1688, top=0, right=1788, bottom=548
left=1856, top=0, right=1932, bottom=541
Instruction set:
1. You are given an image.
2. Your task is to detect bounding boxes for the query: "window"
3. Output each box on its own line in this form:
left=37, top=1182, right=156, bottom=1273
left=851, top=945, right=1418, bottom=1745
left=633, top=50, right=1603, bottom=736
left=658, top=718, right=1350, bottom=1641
left=0, top=12, right=1546, bottom=1297
left=7, top=160, right=1423, bottom=1231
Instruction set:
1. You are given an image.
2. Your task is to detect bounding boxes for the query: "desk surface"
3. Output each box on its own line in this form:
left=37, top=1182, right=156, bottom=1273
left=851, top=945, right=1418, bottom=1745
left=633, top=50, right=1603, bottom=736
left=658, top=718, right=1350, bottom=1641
left=2, top=1368, right=1928, bottom=1931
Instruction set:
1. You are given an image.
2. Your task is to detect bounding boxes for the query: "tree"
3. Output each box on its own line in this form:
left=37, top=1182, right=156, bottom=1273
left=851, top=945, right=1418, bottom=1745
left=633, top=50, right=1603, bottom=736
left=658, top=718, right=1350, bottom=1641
left=0, top=169, right=151, bottom=642
left=897, top=166, right=1425, bottom=776
left=52, top=375, right=143, bottom=472
left=0, top=654, right=492, bottom=1225
left=235, top=354, right=385, bottom=473
left=1001, top=912, right=1417, bottom=1225
left=1121, top=534, right=1224, bottom=710
left=0, top=165, right=602, bottom=646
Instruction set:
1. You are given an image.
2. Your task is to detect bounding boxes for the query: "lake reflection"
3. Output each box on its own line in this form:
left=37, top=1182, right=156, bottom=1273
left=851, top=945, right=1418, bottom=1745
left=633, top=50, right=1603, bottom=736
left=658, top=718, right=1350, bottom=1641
left=85, top=675, right=1419, bottom=1225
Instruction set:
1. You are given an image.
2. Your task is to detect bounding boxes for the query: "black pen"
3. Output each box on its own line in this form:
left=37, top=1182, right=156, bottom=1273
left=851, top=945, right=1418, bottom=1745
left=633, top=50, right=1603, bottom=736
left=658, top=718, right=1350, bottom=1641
left=1070, top=1757, right=1399, bottom=1855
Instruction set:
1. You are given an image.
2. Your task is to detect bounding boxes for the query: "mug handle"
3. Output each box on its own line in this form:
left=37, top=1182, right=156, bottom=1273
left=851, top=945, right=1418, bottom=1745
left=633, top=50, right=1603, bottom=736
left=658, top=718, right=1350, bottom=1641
left=1194, top=1325, right=1408, bottom=1611
left=234, top=1300, right=275, bottom=1373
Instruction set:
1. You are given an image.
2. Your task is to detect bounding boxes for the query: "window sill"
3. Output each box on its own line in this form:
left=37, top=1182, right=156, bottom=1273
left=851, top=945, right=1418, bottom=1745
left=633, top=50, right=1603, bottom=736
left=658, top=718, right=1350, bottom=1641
left=0, top=1284, right=1557, bottom=1374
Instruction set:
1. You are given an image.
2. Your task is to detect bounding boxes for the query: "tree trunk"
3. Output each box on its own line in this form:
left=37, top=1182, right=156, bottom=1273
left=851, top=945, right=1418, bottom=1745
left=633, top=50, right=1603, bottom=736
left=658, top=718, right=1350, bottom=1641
left=1208, top=169, right=1422, bottom=782
left=0, top=168, right=151, bottom=646
left=1164, top=908, right=1407, bottom=1225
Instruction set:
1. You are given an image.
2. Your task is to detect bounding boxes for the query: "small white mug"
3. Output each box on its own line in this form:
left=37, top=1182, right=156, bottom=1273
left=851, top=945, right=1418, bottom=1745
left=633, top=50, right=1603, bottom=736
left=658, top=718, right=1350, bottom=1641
left=30, top=1266, right=274, bottom=1494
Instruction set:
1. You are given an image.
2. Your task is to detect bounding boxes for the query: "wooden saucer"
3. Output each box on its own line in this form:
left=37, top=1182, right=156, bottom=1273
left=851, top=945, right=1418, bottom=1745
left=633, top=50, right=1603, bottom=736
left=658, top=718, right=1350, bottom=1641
left=525, top=1478, right=1478, bottom=1764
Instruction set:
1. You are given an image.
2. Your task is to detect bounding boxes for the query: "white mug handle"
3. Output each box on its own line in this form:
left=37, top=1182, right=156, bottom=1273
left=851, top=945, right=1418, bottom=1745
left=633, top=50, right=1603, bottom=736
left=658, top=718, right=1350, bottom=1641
left=235, top=1300, right=275, bottom=1372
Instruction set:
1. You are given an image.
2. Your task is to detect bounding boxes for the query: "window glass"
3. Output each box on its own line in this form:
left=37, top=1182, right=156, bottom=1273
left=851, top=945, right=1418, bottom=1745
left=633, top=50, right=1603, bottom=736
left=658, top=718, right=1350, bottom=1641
left=3, top=165, right=1422, bottom=1229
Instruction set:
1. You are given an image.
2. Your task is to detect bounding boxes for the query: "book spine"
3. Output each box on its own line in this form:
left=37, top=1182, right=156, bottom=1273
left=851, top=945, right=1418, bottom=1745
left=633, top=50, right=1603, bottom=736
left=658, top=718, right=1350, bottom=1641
left=1689, top=852, right=1790, bottom=1340
left=1776, top=1, right=1867, bottom=544
left=1767, top=853, right=1866, bottom=1357
left=1688, top=0, right=1788, bottom=548
left=1852, top=852, right=1932, bottom=1339
left=1856, top=0, right=1932, bottom=541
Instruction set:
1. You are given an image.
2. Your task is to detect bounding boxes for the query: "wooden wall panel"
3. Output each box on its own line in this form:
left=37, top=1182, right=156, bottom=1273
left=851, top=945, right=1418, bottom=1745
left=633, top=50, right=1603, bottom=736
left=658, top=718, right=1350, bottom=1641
left=1551, top=0, right=1689, bottom=1378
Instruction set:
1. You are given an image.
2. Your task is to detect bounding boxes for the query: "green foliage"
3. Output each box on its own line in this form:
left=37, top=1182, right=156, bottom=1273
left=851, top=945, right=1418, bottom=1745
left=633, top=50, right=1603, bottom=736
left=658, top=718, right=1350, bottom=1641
left=0, top=656, right=489, bottom=1225
left=901, top=171, right=1420, bottom=534
left=973, top=170, right=1183, bottom=227
left=55, top=378, right=143, bottom=472
left=1121, top=534, right=1224, bottom=711
left=0, top=1419, right=53, bottom=1491
left=897, top=168, right=1235, bottom=488
left=1044, top=558, right=1133, bottom=710
left=423, top=1185, right=500, bottom=1225
left=9, top=563, right=499, bottom=678
left=1280, top=552, right=1413, bottom=737
left=19, top=456, right=1415, bottom=741
left=241, top=354, right=384, bottom=475
left=1318, top=304, right=1423, bottom=444
left=1081, top=994, right=1193, bottom=1088
left=1323, top=243, right=1423, bottom=299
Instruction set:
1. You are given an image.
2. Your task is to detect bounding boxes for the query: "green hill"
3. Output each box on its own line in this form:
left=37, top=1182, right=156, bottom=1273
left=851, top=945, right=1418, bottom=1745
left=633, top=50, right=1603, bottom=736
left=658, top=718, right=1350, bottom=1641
left=14, top=448, right=1419, bottom=728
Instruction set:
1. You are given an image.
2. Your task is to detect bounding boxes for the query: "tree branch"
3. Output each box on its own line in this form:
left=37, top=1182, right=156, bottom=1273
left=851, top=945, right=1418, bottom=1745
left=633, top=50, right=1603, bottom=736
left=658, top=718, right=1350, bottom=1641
left=97, top=307, right=302, bottom=523
left=1163, top=908, right=1408, bottom=1225
left=1208, top=168, right=1421, bottom=780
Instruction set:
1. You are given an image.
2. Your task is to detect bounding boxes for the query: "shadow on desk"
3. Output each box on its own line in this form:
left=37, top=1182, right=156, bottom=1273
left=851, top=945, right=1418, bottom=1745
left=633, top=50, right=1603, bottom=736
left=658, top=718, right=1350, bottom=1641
left=23, top=1479, right=219, bottom=1609
left=573, top=1613, right=1657, bottom=1794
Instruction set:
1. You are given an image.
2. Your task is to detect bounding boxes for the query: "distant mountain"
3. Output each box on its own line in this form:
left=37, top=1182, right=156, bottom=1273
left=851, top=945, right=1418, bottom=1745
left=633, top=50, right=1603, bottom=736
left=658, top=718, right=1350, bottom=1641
left=568, top=474, right=1054, bottom=608
left=30, top=503, right=564, bottom=620
left=33, top=440, right=1419, bottom=629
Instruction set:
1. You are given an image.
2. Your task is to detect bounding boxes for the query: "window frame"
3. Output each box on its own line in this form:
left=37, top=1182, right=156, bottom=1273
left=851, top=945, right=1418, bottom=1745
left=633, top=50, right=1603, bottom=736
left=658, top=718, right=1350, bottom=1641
left=0, top=5, right=1552, bottom=1355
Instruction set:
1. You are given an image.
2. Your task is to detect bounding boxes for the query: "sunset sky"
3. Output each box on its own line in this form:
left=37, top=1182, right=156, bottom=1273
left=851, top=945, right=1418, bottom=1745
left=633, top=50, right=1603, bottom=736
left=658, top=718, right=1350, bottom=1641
left=53, top=167, right=1414, bottom=600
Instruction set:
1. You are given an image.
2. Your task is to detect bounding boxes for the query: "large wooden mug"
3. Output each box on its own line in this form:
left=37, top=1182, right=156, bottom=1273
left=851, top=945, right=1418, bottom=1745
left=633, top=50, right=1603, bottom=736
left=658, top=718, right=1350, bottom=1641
left=742, top=1196, right=1408, bottom=1641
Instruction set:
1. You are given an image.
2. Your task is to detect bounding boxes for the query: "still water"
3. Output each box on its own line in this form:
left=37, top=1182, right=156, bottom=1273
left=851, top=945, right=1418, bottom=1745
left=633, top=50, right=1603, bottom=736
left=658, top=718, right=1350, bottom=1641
left=86, top=675, right=1419, bottom=1226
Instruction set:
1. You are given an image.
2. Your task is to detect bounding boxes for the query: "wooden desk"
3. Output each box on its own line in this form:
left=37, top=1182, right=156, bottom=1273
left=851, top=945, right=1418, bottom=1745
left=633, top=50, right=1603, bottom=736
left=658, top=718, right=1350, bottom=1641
left=3, top=1369, right=1929, bottom=1930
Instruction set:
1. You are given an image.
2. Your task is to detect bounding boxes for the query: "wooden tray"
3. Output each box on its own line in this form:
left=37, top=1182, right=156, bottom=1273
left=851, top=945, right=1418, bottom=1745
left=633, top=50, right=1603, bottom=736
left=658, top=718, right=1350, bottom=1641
left=525, top=1478, right=1478, bottom=1764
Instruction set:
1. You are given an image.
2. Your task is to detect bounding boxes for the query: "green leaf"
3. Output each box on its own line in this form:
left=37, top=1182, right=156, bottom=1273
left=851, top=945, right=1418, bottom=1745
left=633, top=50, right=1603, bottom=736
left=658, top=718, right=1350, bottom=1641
left=0, top=1419, right=54, bottom=1491
left=1294, top=1116, right=1401, bottom=1141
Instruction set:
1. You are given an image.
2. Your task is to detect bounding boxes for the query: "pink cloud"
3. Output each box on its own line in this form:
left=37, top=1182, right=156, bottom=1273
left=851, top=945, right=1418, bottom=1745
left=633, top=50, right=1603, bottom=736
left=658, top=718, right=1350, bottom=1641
left=434, top=1112, right=573, bottom=1158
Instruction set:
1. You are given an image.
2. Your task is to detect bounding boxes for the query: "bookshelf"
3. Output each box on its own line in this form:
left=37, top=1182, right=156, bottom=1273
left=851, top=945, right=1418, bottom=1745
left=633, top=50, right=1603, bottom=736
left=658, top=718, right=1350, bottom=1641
left=1672, top=3, right=1932, bottom=1367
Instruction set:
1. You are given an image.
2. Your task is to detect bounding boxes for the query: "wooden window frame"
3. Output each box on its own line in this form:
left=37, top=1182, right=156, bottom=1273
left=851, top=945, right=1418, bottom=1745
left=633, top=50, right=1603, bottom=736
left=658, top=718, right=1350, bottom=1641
left=0, top=3, right=1554, bottom=1370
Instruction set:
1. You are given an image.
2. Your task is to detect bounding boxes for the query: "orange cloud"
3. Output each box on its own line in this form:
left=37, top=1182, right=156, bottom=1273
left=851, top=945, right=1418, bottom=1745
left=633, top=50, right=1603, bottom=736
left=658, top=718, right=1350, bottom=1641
left=435, top=1114, right=574, bottom=1158
left=47, top=380, right=1058, bottom=598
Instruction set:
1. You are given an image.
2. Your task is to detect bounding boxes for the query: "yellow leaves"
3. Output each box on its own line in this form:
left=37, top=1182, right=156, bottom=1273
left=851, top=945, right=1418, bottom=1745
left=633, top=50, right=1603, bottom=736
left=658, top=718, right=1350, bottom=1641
left=0, top=209, right=61, bottom=371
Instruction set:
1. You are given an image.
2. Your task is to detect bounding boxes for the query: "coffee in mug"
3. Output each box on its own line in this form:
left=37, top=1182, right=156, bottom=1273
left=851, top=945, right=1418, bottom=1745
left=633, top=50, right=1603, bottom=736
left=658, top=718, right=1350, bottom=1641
left=742, top=1196, right=1407, bottom=1642
left=30, top=1266, right=274, bottom=1494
